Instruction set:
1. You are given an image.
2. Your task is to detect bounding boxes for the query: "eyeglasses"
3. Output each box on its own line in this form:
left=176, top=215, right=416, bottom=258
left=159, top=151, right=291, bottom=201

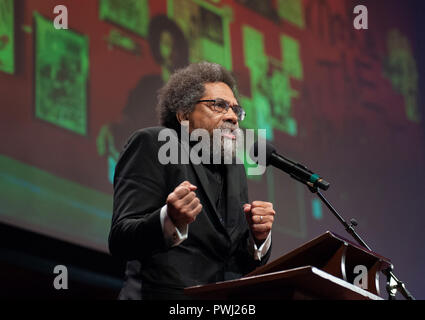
left=197, top=98, right=246, bottom=121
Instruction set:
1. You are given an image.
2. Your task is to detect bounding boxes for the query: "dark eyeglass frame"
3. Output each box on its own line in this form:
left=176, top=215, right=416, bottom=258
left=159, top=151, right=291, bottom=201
left=196, top=98, right=246, bottom=121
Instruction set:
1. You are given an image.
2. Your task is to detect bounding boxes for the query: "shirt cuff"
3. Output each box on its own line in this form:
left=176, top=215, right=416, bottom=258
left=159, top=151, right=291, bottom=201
left=160, top=205, right=188, bottom=247
left=249, top=232, right=272, bottom=261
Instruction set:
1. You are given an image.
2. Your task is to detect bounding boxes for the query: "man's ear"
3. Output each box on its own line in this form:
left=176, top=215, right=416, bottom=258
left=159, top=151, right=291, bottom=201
left=176, top=111, right=189, bottom=124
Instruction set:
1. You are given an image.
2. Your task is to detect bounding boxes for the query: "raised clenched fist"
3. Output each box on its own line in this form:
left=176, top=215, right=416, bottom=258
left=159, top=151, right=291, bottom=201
left=244, top=201, right=275, bottom=245
left=166, top=181, right=203, bottom=229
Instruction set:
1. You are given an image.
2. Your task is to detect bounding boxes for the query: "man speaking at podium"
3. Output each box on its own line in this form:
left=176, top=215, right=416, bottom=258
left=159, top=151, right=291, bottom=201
left=109, top=62, right=276, bottom=300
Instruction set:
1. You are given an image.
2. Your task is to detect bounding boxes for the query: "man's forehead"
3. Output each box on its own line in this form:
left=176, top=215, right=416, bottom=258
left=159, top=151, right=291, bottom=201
left=202, top=82, right=237, bottom=101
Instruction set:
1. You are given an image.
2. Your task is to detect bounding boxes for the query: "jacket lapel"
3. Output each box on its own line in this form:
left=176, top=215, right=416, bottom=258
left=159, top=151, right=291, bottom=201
left=176, top=126, right=231, bottom=236
left=190, top=162, right=229, bottom=234
left=225, top=164, right=242, bottom=236
left=190, top=163, right=217, bottom=213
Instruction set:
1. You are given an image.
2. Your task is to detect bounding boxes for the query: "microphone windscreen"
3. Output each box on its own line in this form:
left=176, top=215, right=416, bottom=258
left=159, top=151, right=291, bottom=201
left=249, top=139, right=276, bottom=166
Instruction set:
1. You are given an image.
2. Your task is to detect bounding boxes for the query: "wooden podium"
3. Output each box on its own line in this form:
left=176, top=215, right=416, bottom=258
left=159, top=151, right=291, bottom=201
left=184, top=231, right=391, bottom=300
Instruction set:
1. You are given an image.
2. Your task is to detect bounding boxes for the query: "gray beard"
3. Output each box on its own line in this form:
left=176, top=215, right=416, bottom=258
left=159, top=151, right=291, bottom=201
left=212, top=134, right=235, bottom=164
left=209, top=127, right=243, bottom=164
left=180, top=121, right=243, bottom=165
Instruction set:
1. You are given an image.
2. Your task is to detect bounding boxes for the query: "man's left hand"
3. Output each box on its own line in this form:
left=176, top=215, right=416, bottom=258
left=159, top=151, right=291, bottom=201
left=243, top=201, right=275, bottom=245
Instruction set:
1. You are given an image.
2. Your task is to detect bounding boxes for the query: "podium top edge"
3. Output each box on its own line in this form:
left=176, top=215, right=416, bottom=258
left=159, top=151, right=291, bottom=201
left=245, top=231, right=391, bottom=278
left=185, top=265, right=383, bottom=300
left=324, top=231, right=391, bottom=263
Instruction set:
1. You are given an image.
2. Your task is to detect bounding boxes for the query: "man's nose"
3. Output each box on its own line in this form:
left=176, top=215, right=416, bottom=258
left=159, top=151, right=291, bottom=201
left=223, top=107, right=238, bottom=125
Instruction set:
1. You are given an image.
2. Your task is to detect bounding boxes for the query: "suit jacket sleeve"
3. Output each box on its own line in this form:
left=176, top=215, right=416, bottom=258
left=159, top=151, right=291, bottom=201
left=109, top=129, right=168, bottom=261
left=236, top=165, right=272, bottom=274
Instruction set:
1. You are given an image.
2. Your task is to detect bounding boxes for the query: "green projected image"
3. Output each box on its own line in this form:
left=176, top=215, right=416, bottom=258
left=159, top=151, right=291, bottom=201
left=384, top=29, right=421, bottom=123
left=241, top=25, right=273, bottom=139
left=277, top=0, right=305, bottom=28
left=0, top=0, right=14, bottom=74
left=272, top=34, right=302, bottom=134
left=100, top=0, right=150, bottom=37
left=240, top=24, right=306, bottom=239
left=241, top=26, right=302, bottom=140
left=105, top=29, right=142, bottom=55
left=168, top=0, right=233, bottom=70
left=34, top=13, right=89, bottom=135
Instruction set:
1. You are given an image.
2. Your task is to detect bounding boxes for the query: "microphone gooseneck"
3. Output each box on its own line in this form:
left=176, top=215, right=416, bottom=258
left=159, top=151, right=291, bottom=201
left=250, top=140, right=330, bottom=191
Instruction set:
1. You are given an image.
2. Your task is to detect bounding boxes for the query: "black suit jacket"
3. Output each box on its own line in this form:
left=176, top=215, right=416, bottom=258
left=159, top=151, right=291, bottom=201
left=109, top=127, right=271, bottom=299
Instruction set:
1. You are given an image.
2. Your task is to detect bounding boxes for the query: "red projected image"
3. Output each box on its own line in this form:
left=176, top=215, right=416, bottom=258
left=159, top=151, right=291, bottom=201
left=0, top=0, right=424, bottom=302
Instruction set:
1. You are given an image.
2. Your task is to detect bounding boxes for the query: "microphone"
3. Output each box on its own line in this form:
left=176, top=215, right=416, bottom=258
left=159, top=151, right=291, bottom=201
left=250, top=140, right=330, bottom=191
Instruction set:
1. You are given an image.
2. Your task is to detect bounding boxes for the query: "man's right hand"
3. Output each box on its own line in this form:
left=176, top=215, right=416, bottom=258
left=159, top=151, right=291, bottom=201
left=166, top=181, right=203, bottom=230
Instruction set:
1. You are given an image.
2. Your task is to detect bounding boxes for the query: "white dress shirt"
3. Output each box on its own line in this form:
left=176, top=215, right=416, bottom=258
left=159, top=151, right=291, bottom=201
left=159, top=205, right=271, bottom=261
